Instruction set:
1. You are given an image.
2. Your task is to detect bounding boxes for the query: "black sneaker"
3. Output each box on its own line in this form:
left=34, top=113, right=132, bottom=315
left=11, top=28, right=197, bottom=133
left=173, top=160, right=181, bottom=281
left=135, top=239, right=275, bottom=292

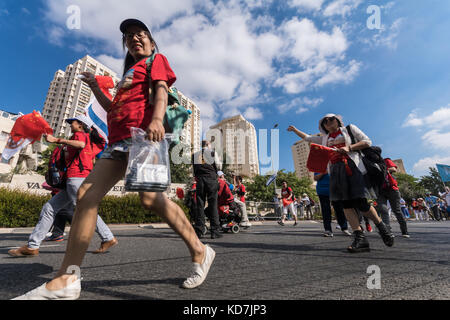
left=277, top=221, right=285, bottom=226
left=347, top=230, right=370, bottom=253
left=375, top=221, right=395, bottom=247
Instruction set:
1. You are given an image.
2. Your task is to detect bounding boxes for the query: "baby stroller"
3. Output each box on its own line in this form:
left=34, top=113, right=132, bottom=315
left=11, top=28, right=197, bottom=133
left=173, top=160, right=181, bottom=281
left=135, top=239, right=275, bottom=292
left=218, top=201, right=242, bottom=234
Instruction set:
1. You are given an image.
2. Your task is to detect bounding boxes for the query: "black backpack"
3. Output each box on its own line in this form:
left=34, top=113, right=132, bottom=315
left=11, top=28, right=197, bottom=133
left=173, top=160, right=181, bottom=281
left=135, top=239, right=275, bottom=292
left=346, top=125, right=388, bottom=196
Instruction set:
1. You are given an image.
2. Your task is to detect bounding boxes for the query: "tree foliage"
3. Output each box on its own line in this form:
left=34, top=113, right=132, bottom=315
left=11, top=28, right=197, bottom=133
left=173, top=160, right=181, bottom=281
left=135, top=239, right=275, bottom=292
left=418, top=167, right=449, bottom=195
left=245, top=170, right=316, bottom=203
left=394, top=172, right=426, bottom=203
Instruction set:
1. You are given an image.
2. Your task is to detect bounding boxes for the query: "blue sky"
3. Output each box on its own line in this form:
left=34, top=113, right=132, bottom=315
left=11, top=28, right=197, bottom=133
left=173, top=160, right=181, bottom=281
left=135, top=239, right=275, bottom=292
left=1, top=0, right=449, bottom=178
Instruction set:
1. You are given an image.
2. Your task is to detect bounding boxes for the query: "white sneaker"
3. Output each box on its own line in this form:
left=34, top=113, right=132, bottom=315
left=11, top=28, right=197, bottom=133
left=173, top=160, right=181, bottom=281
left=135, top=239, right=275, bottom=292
left=12, top=279, right=81, bottom=300
left=182, top=245, right=215, bottom=289
left=342, top=229, right=352, bottom=236
left=240, top=221, right=252, bottom=228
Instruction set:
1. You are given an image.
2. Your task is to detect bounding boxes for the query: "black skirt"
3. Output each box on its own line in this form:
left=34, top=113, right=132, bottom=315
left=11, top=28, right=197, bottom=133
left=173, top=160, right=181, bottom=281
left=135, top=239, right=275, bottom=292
left=329, top=158, right=376, bottom=202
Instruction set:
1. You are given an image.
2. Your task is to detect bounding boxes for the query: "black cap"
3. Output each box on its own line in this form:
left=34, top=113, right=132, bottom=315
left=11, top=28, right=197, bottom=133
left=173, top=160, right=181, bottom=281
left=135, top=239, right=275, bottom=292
left=120, top=19, right=150, bottom=34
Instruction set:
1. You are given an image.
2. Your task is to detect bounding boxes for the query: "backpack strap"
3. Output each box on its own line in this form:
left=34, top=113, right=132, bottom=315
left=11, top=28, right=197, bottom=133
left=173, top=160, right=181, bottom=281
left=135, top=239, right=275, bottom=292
left=346, top=125, right=356, bottom=145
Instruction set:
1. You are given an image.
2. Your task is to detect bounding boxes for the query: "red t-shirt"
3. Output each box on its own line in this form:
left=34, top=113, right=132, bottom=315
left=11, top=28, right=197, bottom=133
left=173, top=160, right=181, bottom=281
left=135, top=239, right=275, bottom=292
left=328, top=129, right=348, bottom=164
left=384, top=158, right=399, bottom=190
left=108, top=54, right=177, bottom=144
left=237, top=184, right=246, bottom=203
left=65, top=132, right=93, bottom=178
left=281, top=187, right=294, bottom=206
left=218, top=179, right=234, bottom=206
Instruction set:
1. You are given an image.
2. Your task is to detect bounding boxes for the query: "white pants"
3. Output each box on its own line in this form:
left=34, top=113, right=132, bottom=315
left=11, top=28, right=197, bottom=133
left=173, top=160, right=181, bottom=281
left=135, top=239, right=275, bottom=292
left=283, top=203, right=297, bottom=218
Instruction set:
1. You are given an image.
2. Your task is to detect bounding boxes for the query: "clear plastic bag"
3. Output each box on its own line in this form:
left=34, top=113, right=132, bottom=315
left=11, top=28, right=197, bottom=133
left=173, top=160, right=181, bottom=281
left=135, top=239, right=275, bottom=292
left=124, top=127, right=173, bottom=192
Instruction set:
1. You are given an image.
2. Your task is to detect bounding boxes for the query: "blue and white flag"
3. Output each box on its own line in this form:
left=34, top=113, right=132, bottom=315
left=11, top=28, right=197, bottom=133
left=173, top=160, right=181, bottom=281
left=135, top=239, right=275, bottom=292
left=436, top=164, right=450, bottom=182
left=84, top=98, right=108, bottom=143
left=266, top=173, right=277, bottom=187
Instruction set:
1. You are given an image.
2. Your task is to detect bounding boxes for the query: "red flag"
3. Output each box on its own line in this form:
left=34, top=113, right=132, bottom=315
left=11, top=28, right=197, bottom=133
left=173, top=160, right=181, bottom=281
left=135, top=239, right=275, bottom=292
left=95, top=76, right=115, bottom=99
left=176, top=187, right=185, bottom=199
left=307, top=143, right=336, bottom=173
left=10, top=111, right=53, bottom=143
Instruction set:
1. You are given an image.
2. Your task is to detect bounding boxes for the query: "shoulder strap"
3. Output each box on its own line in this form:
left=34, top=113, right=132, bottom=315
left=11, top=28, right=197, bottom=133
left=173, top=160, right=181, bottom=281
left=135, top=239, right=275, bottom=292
left=346, top=125, right=356, bottom=145
left=145, top=53, right=157, bottom=76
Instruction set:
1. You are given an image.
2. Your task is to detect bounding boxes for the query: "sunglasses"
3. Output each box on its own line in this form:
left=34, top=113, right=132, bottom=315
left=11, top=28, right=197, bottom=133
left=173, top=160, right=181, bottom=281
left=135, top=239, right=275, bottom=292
left=323, top=117, right=336, bottom=124
left=123, top=31, right=149, bottom=41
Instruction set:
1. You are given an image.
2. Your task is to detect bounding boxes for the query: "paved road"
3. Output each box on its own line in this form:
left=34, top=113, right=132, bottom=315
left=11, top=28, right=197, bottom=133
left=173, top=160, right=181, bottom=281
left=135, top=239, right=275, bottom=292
left=1, top=220, right=449, bottom=300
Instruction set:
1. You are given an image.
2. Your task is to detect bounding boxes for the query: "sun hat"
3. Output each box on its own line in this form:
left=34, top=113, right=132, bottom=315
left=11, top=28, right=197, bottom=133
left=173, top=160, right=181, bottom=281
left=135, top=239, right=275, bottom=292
left=318, top=113, right=344, bottom=134
left=66, top=115, right=93, bottom=128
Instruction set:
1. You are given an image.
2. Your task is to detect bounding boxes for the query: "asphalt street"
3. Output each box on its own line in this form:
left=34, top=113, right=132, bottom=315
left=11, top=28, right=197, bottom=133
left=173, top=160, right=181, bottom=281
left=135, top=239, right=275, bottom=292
left=1, top=220, right=449, bottom=300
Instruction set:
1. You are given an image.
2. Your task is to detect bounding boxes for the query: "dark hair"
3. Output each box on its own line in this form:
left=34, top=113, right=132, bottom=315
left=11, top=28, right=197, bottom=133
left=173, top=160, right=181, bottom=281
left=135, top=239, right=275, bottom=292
left=202, top=140, right=210, bottom=148
left=73, top=120, right=90, bottom=134
left=89, top=126, right=104, bottom=145
left=122, top=30, right=159, bottom=77
left=281, top=180, right=288, bottom=184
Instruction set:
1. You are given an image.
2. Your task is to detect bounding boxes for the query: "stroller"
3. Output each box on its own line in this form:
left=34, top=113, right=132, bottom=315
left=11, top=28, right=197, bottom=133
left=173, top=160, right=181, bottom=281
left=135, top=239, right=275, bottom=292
left=218, top=201, right=243, bottom=234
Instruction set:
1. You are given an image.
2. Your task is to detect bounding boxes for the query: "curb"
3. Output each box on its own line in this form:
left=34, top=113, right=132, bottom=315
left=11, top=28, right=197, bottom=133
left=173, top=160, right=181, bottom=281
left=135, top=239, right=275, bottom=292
left=0, top=220, right=321, bottom=234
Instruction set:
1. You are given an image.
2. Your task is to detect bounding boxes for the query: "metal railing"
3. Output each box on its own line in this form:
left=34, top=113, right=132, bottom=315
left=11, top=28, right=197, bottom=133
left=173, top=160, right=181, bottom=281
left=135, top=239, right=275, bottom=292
left=246, top=201, right=322, bottom=221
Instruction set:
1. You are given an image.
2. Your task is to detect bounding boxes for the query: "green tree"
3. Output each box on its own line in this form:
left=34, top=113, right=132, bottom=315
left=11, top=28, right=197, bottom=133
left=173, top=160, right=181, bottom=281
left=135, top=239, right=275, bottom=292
left=169, top=143, right=192, bottom=184
left=246, top=170, right=316, bottom=203
left=394, top=172, right=426, bottom=203
left=35, top=143, right=56, bottom=176
left=418, top=167, right=449, bottom=195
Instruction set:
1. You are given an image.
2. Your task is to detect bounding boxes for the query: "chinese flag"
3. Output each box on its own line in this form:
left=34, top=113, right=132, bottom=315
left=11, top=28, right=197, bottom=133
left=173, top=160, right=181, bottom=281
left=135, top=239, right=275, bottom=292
left=10, top=111, right=53, bottom=143
left=95, top=76, right=115, bottom=99
left=307, top=143, right=335, bottom=173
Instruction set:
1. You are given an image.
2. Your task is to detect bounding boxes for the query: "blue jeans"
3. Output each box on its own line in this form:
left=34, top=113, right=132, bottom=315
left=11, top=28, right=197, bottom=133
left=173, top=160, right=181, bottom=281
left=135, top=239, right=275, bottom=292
left=28, top=177, right=114, bottom=249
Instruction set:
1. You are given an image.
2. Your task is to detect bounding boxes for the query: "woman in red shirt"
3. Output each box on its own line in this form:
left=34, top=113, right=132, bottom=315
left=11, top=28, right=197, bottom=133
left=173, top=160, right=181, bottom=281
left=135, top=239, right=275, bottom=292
left=15, top=19, right=214, bottom=300
left=8, top=116, right=116, bottom=258
left=288, top=114, right=394, bottom=253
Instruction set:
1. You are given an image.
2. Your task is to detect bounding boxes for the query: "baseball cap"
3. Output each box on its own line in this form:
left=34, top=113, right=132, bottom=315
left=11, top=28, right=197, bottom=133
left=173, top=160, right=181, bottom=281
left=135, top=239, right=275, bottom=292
left=217, top=171, right=224, bottom=177
left=120, top=18, right=150, bottom=34
left=66, top=115, right=93, bottom=128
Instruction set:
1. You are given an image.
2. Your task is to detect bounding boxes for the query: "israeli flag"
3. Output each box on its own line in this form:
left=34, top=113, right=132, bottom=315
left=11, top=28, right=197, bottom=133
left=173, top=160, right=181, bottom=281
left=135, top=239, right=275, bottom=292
left=436, top=164, right=450, bottom=182
left=84, top=98, right=108, bottom=143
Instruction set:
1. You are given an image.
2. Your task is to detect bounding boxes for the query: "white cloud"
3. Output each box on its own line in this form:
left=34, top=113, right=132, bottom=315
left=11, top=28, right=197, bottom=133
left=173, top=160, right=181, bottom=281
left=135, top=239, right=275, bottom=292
left=95, top=55, right=123, bottom=76
left=406, top=105, right=450, bottom=175
left=289, top=0, right=325, bottom=11
left=371, top=18, right=404, bottom=50
left=403, top=105, right=450, bottom=128
left=273, top=17, right=360, bottom=94
left=243, top=107, right=263, bottom=120
left=281, top=18, right=348, bottom=64
left=277, top=96, right=324, bottom=114
left=48, top=26, right=65, bottom=46
left=42, top=0, right=360, bottom=127
left=323, top=0, right=363, bottom=17
left=413, top=156, right=450, bottom=177
left=422, top=130, right=450, bottom=149
left=402, top=111, right=423, bottom=127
